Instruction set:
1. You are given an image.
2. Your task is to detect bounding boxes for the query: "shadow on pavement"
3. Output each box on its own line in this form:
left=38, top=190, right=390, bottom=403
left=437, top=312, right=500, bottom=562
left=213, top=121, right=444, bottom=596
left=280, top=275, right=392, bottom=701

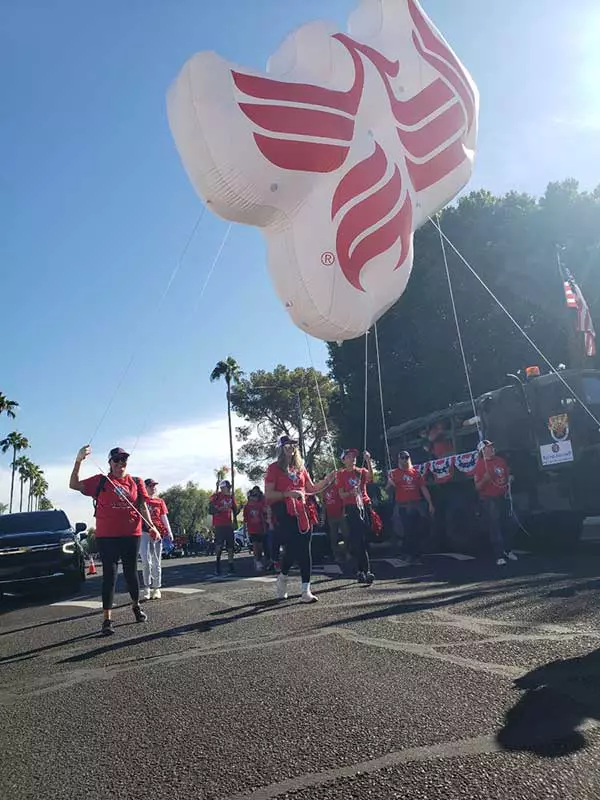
left=497, top=647, right=600, bottom=757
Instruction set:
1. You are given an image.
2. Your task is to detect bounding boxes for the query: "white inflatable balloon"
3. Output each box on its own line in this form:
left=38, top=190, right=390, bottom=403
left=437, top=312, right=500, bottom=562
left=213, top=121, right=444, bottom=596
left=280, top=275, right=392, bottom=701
left=168, top=0, right=478, bottom=341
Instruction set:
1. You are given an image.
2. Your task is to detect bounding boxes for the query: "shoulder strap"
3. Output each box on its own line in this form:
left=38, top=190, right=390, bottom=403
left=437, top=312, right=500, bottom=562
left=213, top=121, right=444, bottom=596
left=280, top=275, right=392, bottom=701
left=93, top=475, right=108, bottom=517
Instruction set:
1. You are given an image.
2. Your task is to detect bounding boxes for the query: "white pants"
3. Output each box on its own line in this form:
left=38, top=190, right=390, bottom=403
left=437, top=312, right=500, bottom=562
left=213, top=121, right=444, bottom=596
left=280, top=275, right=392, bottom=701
left=140, top=532, right=163, bottom=588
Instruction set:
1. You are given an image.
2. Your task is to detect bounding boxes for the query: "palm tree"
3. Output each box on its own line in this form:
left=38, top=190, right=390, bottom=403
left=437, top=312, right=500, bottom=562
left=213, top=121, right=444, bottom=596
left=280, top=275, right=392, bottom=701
left=210, top=357, right=242, bottom=497
left=15, top=456, right=33, bottom=512
left=0, top=393, right=18, bottom=421
left=1, top=432, right=30, bottom=513
left=31, top=477, right=49, bottom=511
left=25, top=463, right=42, bottom=511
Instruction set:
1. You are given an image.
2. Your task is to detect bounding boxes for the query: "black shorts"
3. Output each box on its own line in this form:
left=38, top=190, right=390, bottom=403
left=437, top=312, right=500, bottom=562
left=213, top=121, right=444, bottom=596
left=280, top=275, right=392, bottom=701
left=215, top=526, right=234, bottom=548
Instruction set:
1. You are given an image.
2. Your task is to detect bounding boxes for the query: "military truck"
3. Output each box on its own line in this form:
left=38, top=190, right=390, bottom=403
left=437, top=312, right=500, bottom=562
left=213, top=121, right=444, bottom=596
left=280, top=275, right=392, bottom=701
left=386, top=367, right=600, bottom=551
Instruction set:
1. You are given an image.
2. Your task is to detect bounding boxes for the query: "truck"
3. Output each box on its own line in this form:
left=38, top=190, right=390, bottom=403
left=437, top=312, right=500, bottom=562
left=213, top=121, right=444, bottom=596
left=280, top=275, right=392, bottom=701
left=385, top=367, right=600, bottom=552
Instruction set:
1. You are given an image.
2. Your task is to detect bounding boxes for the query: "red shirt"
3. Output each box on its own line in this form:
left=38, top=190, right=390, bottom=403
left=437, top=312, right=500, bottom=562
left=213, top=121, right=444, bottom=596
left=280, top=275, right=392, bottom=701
left=264, top=462, right=309, bottom=501
left=243, top=499, right=267, bottom=535
left=210, top=492, right=236, bottom=527
left=80, top=474, right=150, bottom=538
left=322, top=485, right=344, bottom=519
left=473, top=455, right=509, bottom=498
left=147, top=497, right=169, bottom=536
left=336, top=468, right=370, bottom=508
left=389, top=468, right=423, bottom=503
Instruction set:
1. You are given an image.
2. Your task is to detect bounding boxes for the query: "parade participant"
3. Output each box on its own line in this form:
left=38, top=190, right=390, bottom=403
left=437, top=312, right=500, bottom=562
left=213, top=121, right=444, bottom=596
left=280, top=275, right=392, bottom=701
left=322, top=482, right=347, bottom=563
left=265, top=435, right=335, bottom=603
left=69, top=445, right=161, bottom=636
left=387, top=451, right=434, bottom=566
left=209, top=479, right=238, bottom=575
left=244, top=486, right=268, bottom=571
left=336, top=449, right=375, bottom=584
left=473, top=440, right=518, bottom=566
left=140, top=478, right=174, bottom=600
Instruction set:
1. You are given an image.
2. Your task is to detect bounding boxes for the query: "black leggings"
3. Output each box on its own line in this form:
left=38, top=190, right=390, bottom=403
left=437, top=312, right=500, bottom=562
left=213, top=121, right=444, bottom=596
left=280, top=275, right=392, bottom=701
left=97, top=536, right=141, bottom=610
left=345, top=505, right=371, bottom=573
left=278, top=511, right=312, bottom=583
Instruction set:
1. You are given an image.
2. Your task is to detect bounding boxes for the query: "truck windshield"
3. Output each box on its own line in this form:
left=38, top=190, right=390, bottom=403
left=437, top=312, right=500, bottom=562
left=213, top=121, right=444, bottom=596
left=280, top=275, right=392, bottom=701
left=0, top=511, right=70, bottom=536
left=583, top=376, right=600, bottom=406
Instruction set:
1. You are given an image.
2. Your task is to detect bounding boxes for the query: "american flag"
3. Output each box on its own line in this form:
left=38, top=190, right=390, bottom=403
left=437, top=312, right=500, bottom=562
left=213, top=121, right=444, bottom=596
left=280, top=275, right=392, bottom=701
left=562, top=267, right=596, bottom=357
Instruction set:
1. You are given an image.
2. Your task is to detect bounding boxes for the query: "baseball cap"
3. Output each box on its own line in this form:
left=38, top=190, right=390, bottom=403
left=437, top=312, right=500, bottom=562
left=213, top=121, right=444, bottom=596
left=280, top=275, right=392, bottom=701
left=109, top=447, right=130, bottom=460
left=277, top=435, right=298, bottom=448
left=341, top=448, right=359, bottom=458
left=144, top=478, right=158, bottom=486
left=477, top=440, right=493, bottom=453
left=219, top=479, right=231, bottom=489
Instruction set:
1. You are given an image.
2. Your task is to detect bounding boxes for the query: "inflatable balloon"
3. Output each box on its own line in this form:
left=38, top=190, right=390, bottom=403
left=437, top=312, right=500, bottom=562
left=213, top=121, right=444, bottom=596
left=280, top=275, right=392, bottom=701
left=168, top=0, right=478, bottom=341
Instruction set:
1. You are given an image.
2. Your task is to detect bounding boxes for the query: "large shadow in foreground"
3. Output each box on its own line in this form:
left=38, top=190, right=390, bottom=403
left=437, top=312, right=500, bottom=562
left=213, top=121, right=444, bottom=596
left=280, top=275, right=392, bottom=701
left=497, top=647, right=600, bottom=757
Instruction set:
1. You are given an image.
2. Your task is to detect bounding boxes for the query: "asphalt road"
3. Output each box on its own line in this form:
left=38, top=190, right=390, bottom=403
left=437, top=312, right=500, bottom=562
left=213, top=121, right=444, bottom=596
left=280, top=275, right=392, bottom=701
left=1, top=547, right=600, bottom=799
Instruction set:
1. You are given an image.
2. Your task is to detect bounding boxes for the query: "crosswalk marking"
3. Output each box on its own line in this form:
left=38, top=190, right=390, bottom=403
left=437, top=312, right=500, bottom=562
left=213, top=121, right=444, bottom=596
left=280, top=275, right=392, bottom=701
left=51, top=599, right=103, bottom=610
left=162, top=586, right=205, bottom=594
left=244, top=576, right=277, bottom=583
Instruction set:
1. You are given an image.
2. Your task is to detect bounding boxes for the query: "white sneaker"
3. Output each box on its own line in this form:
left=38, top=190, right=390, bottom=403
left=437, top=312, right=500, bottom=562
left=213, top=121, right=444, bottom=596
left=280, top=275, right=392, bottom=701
left=300, top=589, right=319, bottom=603
left=151, top=588, right=162, bottom=599
left=142, top=587, right=151, bottom=601
left=506, top=551, right=518, bottom=562
left=496, top=558, right=507, bottom=566
left=276, top=573, right=288, bottom=600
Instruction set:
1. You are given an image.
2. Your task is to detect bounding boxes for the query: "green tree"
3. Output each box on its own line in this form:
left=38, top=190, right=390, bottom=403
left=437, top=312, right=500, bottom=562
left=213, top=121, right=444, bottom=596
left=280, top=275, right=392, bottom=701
left=38, top=496, right=53, bottom=511
left=210, top=357, right=243, bottom=497
left=1, top=432, right=30, bottom=513
left=0, top=393, right=18, bottom=421
left=328, top=182, right=600, bottom=463
left=160, top=482, right=212, bottom=537
left=231, top=365, right=338, bottom=482
left=0, top=502, right=7, bottom=515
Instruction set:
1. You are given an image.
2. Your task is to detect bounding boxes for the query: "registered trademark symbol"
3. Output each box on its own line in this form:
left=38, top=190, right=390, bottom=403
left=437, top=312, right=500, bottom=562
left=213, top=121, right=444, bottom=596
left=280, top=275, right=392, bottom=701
left=321, top=251, right=335, bottom=266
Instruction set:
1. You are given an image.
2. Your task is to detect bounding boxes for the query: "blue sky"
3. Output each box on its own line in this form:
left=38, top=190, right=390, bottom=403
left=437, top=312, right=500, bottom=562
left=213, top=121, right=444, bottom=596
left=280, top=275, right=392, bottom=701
left=1, top=0, right=600, bottom=519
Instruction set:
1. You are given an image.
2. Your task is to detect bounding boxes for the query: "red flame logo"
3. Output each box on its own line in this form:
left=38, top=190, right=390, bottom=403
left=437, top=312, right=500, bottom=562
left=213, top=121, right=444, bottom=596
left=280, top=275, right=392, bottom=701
left=232, top=0, right=476, bottom=292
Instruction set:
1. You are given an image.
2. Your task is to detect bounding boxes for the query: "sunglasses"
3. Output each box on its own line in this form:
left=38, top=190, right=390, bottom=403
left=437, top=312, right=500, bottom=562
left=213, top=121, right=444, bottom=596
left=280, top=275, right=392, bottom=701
left=399, top=455, right=409, bottom=460
left=111, top=456, right=128, bottom=464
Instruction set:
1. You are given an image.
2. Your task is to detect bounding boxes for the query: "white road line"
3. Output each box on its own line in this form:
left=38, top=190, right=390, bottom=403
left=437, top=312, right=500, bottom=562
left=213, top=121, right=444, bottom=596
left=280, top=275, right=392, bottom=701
left=50, top=600, right=103, bottom=610
left=430, top=553, right=476, bottom=561
left=244, top=576, right=277, bottom=583
left=313, top=564, right=343, bottom=575
left=162, top=586, right=206, bottom=594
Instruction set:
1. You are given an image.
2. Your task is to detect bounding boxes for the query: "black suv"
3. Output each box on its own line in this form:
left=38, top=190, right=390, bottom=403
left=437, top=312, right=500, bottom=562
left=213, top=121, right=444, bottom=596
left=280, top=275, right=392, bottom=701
left=0, top=510, right=87, bottom=595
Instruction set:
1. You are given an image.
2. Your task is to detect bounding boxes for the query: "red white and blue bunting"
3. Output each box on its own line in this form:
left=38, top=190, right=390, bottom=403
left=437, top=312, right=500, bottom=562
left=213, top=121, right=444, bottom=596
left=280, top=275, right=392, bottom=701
left=415, top=450, right=478, bottom=483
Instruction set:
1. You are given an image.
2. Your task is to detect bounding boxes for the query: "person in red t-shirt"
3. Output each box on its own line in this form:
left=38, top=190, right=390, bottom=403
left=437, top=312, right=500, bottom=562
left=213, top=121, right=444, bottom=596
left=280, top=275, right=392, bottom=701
left=387, top=450, right=434, bottom=565
left=336, top=448, right=375, bottom=583
left=244, top=486, right=267, bottom=571
left=140, top=478, right=174, bottom=600
left=265, top=435, right=335, bottom=603
left=69, top=445, right=161, bottom=636
left=209, top=480, right=238, bottom=575
left=473, top=440, right=517, bottom=566
left=321, top=483, right=347, bottom=564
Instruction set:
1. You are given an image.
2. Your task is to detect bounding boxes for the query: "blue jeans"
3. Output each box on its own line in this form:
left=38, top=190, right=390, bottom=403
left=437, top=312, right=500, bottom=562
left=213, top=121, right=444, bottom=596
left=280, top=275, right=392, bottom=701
left=397, top=503, right=426, bottom=558
left=481, top=495, right=513, bottom=558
